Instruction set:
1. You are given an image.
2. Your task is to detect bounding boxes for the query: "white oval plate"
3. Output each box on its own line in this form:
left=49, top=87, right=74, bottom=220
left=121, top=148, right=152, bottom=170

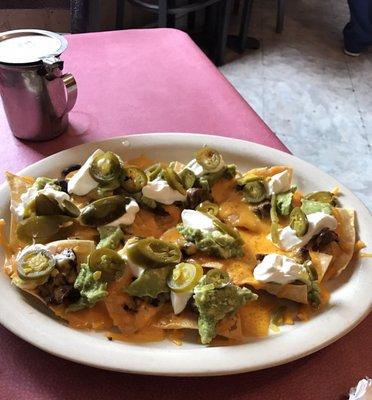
left=0, top=133, right=371, bottom=376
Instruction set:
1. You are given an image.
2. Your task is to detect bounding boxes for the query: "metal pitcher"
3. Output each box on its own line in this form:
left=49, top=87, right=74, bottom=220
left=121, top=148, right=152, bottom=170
left=0, top=29, right=77, bottom=141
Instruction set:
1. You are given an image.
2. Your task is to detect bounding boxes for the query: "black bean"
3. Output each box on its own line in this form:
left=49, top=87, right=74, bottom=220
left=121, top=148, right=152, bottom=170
left=186, top=188, right=211, bottom=209
left=62, top=164, right=81, bottom=177
left=53, top=273, right=67, bottom=286
left=309, top=228, right=339, bottom=251
left=255, top=253, right=266, bottom=261
left=250, top=199, right=271, bottom=219
left=57, top=179, right=68, bottom=193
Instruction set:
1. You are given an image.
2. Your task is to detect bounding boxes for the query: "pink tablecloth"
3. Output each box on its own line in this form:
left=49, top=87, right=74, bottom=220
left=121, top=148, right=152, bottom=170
left=0, top=28, right=370, bottom=400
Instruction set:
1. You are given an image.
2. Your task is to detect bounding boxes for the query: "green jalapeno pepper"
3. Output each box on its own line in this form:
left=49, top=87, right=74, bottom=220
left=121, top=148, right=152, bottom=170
left=205, top=269, right=230, bottom=288
left=121, top=166, right=148, bottom=193
left=163, top=167, right=186, bottom=195
left=90, top=151, right=121, bottom=184
left=17, top=215, right=74, bottom=244
left=243, top=180, right=267, bottom=203
left=196, top=201, right=219, bottom=216
left=211, top=216, right=243, bottom=243
left=145, top=163, right=162, bottom=181
left=17, top=245, right=55, bottom=280
left=126, top=237, right=182, bottom=269
left=89, top=248, right=124, bottom=282
left=270, top=195, right=280, bottom=245
left=290, top=207, right=309, bottom=237
left=236, top=173, right=260, bottom=187
left=35, top=194, right=61, bottom=216
left=167, top=262, right=203, bottom=293
left=80, top=195, right=130, bottom=226
left=178, top=168, right=196, bottom=189
left=195, top=147, right=222, bottom=171
left=305, top=191, right=335, bottom=204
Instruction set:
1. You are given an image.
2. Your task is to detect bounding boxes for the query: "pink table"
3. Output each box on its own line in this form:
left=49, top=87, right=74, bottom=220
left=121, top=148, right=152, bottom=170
left=0, top=29, right=370, bottom=400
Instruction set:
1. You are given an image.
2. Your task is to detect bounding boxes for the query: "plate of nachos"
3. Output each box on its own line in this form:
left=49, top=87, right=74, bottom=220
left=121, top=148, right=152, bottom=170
left=0, top=133, right=370, bottom=375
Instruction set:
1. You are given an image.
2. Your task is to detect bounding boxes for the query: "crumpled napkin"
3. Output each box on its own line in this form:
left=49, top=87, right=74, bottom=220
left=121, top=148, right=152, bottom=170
left=349, top=378, right=372, bottom=400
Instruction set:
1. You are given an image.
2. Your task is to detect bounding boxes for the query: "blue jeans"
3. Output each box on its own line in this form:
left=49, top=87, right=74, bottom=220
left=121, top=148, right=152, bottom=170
left=343, top=0, right=372, bottom=52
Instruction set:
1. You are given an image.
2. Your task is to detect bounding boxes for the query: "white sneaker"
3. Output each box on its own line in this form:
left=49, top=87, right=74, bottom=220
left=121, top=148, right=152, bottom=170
left=344, top=48, right=360, bottom=57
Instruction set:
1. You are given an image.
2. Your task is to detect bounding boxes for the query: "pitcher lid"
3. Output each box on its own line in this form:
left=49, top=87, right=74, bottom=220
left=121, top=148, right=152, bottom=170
left=0, top=29, right=68, bottom=65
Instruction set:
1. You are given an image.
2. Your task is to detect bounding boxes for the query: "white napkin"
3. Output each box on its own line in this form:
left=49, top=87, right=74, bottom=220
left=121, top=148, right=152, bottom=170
left=349, top=378, right=372, bottom=400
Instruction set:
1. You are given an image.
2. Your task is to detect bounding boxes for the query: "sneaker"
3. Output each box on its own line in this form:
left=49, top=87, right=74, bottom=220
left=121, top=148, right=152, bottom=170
left=344, top=48, right=360, bottom=57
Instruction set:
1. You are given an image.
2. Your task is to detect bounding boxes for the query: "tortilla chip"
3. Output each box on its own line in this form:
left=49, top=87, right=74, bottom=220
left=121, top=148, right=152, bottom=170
left=5, top=172, right=35, bottom=249
left=53, top=301, right=113, bottom=330
left=153, top=307, right=244, bottom=340
left=106, top=326, right=165, bottom=343
left=153, top=309, right=198, bottom=330
left=246, top=166, right=292, bottom=180
left=217, top=314, right=243, bottom=340
left=264, top=282, right=309, bottom=304
left=309, top=251, right=333, bottom=282
left=323, top=208, right=355, bottom=280
left=239, top=299, right=272, bottom=337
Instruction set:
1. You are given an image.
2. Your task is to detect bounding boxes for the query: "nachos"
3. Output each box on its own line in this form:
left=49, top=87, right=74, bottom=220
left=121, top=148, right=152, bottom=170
left=0, top=146, right=357, bottom=345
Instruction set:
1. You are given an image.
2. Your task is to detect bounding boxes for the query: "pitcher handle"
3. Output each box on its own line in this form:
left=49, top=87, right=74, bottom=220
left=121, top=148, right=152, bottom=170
left=61, top=73, right=77, bottom=114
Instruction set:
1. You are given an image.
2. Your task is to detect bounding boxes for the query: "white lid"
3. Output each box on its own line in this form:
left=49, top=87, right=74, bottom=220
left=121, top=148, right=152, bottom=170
left=0, top=29, right=68, bottom=65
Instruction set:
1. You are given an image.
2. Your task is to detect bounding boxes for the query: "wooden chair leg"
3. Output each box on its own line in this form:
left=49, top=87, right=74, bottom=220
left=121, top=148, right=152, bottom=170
left=215, top=0, right=232, bottom=66
left=70, top=0, right=90, bottom=33
left=276, top=0, right=285, bottom=33
left=116, top=0, right=125, bottom=29
left=158, top=0, right=168, bottom=27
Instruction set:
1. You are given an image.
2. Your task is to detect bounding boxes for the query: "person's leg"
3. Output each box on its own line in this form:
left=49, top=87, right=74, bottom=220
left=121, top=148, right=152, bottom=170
left=343, top=0, right=372, bottom=54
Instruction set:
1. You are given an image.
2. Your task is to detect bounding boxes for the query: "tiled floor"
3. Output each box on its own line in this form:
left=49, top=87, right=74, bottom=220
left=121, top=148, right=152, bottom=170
left=220, top=0, right=372, bottom=210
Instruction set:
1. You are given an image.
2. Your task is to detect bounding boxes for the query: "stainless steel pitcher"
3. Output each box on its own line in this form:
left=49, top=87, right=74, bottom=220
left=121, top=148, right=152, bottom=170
left=0, top=29, right=77, bottom=141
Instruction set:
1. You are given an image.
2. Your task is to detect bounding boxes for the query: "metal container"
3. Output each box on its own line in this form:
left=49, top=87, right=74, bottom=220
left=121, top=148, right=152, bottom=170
left=0, top=29, right=77, bottom=141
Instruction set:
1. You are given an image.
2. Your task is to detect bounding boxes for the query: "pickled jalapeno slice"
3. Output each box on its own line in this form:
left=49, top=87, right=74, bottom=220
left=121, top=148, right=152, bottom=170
left=196, top=201, right=219, bottom=216
left=145, top=163, right=162, bottom=181
left=17, top=245, right=55, bottom=280
left=126, top=237, right=182, bottom=269
left=80, top=195, right=129, bottom=226
left=16, top=215, right=74, bottom=244
left=163, top=167, right=186, bottom=195
left=290, top=207, right=309, bottom=237
left=178, top=168, right=196, bottom=190
left=205, top=269, right=230, bottom=288
left=243, top=180, right=267, bottom=203
left=89, top=248, right=124, bottom=282
left=60, top=199, right=80, bottom=218
left=270, top=195, right=280, bottom=245
left=89, top=151, right=121, bottom=184
left=167, top=262, right=203, bottom=293
left=121, top=166, right=148, bottom=193
left=195, top=147, right=222, bottom=171
left=35, top=194, right=61, bottom=216
left=211, top=216, right=243, bottom=243
left=305, top=191, right=335, bottom=204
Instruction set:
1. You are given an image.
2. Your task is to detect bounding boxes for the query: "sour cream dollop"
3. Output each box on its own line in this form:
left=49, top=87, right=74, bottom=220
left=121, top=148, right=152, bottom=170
left=171, top=291, right=193, bottom=315
left=253, top=253, right=308, bottom=284
left=104, top=199, right=139, bottom=227
left=185, top=157, right=225, bottom=177
left=142, top=178, right=186, bottom=205
left=181, top=209, right=215, bottom=231
left=264, top=170, right=292, bottom=195
left=67, top=149, right=104, bottom=196
left=12, top=183, right=71, bottom=219
left=276, top=212, right=338, bottom=250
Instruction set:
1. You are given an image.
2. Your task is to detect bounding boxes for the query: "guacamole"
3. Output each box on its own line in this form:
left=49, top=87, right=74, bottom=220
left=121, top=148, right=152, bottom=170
left=178, top=225, right=244, bottom=259
left=193, top=274, right=257, bottom=344
left=97, top=226, right=125, bottom=250
left=67, top=263, right=108, bottom=312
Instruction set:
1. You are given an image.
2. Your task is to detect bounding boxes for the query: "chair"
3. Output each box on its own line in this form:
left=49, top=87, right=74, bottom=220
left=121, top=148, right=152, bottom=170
left=228, top=0, right=285, bottom=54
left=0, top=0, right=97, bottom=33
left=115, top=0, right=233, bottom=66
